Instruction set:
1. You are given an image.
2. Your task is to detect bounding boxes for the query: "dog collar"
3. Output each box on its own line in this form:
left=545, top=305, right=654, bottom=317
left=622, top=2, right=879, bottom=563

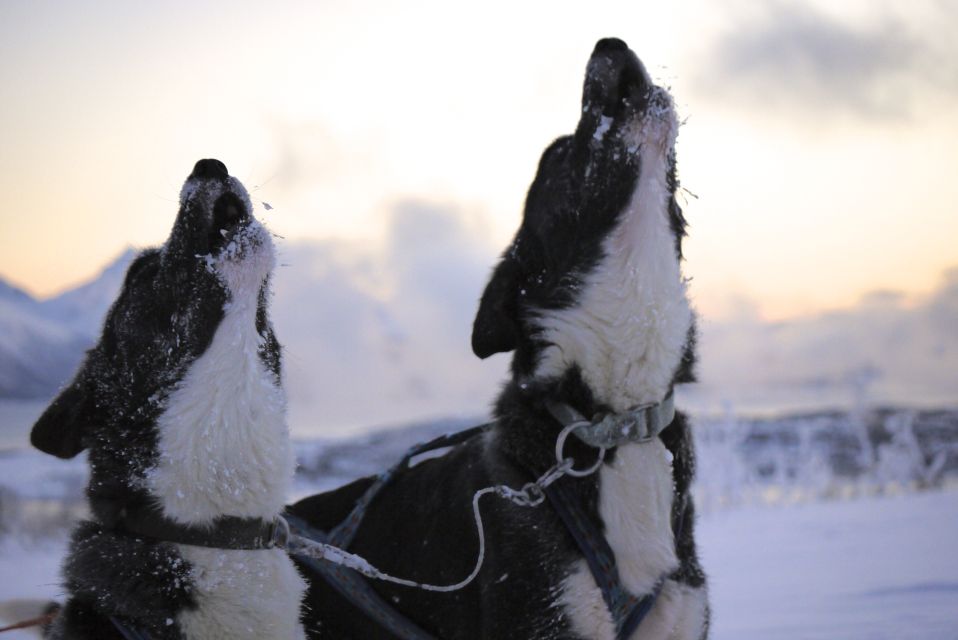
left=545, top=390, right=675, bottom=449
left=115, top=504, right=289, bottom=551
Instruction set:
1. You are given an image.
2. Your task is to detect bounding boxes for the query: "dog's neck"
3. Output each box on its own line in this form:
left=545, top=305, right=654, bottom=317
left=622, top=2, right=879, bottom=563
left=532, top=125, right=692, bottom=414
left=146, top=246, right=294, bottom=526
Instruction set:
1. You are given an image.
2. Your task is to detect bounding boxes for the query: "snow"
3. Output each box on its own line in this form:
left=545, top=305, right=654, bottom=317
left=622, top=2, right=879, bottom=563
left=2, top=489, right=956, bottom=638
left=37, top=248, right=136, bottom=338
left=700, top=491, right=958, bottom=639
left=3, top=399, right=958, bottom=637
left=593, top=115, right=613, bottom=142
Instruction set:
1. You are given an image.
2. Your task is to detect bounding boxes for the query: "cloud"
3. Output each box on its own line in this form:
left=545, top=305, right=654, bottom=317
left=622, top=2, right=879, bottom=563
left=689, top=267, right=958, bottom=413
left=270, top=200, right=508, bottom=436
left=693, top=2, right=958, bottom=120
left=7, top=210, right=953, bottom=432
left=272, top=196, right=958, bottom=430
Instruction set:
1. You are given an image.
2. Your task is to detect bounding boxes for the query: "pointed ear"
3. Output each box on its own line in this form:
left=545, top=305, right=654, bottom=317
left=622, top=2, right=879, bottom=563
left=472, top=256, right=521, bottom=359
left=30, top=372, right=96, bottom=459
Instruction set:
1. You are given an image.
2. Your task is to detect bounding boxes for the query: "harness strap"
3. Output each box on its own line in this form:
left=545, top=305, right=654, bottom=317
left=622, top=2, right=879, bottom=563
left=330, top=425, right=490, bottom=548
left=0, top=612, right=58, bottom=634
left=292, top=417, right=683, bottom=640
left=115, top=504, right=282, bottom=550
left=110, top=617, right=152, bottom=640
left=543, top=479, right=661, bottom=640
left=286, top=514, right=438, bottom=640
left=287, top=428, right=488, bottom=640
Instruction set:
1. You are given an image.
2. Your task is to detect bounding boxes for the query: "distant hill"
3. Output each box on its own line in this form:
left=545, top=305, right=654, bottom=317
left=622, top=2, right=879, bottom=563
left=0, top=228, right=954, bottom=433
left=0, top=250, right=135, bottom=398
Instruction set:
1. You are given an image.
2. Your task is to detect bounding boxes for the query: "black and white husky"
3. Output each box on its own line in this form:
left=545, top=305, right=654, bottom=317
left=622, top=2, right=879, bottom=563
left=30, top=160, right=306, bottom=639
left=290, top=38, right=708, bottom=639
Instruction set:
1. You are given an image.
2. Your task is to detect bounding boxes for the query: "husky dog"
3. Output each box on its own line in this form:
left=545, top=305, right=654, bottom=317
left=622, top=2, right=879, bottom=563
left=290, top=38, right=708, bottom=639
left=31, top=159, right=306, bottom=639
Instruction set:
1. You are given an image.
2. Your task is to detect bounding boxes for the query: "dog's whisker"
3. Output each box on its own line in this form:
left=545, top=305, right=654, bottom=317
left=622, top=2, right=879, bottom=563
left=251, top=172, right=279, bottom=192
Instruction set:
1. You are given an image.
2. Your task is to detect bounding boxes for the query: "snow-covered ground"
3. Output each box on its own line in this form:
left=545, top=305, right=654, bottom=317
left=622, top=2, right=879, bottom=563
left=2, top=491, right=956, bottom=638
left=700, top=490, right=958, bottom=639
left=2, top=402, right=957, bottom=638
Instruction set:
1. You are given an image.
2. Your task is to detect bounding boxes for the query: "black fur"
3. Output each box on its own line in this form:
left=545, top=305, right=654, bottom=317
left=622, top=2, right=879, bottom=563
left=291, top=38, right=707, bottom=639
left=32, top=160, right=280, bottom=639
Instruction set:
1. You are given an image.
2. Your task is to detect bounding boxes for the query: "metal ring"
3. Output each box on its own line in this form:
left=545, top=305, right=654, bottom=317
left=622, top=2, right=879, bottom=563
left=270, top=515, right=290, bottom=549
left=520, top=482, right=545, bottom=507
left=555, top=423, right=606, bottom=477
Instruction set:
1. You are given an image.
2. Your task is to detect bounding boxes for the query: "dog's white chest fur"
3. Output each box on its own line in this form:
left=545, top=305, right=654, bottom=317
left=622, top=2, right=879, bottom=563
left=147, top=233, right=306, bottom=639
left=534, top=125, right=692, bottom=412
left=148, top=289, right=293, bottom=524
left=542, top=99, right=707, bottom=637
left=559, top=441, right=677, bottom=638
left=558, top=445, right=708, bottom=640
left=176, top=545, right=307, bottom=640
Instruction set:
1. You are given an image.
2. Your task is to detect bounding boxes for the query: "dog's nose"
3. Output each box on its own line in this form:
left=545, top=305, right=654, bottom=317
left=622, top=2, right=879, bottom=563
left=191, top=159, right=229, bottom=181
left=593, top=38, right=629, bottom=56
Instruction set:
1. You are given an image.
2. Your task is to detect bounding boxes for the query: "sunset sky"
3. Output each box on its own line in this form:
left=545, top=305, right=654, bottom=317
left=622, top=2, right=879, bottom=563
left=1, top=0, right=956, bottom=322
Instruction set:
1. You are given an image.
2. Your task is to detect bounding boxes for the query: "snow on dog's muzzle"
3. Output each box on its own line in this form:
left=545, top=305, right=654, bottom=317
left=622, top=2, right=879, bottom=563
left=209, top=192, right=251, bottom=254
left=583, top=38, right=652, bottom=119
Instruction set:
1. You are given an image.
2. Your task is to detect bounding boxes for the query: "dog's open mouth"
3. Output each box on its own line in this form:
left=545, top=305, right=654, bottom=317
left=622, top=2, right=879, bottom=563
left=582, top=39, right=676, bottom=150
left=583, top=38, right=652, bottom=121
left=176, top=159, right=268, bottom=263
left=208, top=192, right=252, bottom=255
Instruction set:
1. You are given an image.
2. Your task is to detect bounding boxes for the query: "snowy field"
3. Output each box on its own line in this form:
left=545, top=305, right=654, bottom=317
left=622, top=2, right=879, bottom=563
left=2, top=402, right=957, bottom=638
left=3, top=492, right=956, bottom=639
left=700, top=490, right=958, bottom=639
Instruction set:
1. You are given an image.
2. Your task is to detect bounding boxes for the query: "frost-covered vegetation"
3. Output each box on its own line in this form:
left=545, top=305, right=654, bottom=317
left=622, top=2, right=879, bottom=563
left=693, top=407, right=958, bottom=513
left=2, top=407, right=956, bottom=541
left=2, top=404, right=957, bottom=638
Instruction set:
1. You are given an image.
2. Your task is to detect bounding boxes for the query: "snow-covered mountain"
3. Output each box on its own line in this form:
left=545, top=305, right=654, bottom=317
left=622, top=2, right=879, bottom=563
left=0, top=280, right=34, bottom=306
left=0, top=220, right=955, bottom=431
left=0, top=250, right=135, bottom=399
left=37, top=248, right=137, bottom=338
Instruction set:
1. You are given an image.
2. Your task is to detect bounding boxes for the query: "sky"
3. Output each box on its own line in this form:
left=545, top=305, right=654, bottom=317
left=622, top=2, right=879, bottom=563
left=1, top=0, right=956, bottom=324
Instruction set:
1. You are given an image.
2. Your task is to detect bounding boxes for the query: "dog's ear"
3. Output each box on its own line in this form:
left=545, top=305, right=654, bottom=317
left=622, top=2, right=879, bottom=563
left=30, top=369, right=96, bottom=459
left=472, top=256, right=521, bottom=359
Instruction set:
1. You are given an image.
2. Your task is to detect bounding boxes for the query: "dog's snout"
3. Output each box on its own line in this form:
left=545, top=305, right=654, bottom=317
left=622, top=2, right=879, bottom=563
left=583, top=37, right=652, bottom=117
left=191, top=159, right=229, bottom=181
left=593, top=38, right=629, bottom=56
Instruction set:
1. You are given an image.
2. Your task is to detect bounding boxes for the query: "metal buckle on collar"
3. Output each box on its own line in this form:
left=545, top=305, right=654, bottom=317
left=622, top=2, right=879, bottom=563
left=268, top=515, right=290, bottom=549
left=546, top=391, right=675, bottom=450
left=589, top=401, right=659, bottom=445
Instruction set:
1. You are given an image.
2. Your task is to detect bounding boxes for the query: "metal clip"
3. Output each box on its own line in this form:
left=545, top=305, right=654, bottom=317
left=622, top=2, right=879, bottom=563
left=269, top=515, right=290, bottom=549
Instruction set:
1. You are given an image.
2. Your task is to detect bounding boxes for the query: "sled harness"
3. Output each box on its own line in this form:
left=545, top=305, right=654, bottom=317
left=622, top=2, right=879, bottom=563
left=69, top=393, right=678, bottom=640
left=287, top=390, right=681, bottom=640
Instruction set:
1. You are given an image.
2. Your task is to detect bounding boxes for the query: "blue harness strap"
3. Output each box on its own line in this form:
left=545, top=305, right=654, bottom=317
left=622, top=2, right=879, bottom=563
left=542, top=479, right=663, bottom=640
left=289, top=426, right=488, bottom=640
left=110, top=617, right=152, bottom=640
left=291, top=422, right=682, bottom=640
left=287, top=514, right=437, bottom=640
left=329, top=425, right=489, bottom=549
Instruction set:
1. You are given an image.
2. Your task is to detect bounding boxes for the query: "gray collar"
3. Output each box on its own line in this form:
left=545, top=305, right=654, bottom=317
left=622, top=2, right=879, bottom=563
left=545, top=390, right=675, bottom=449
